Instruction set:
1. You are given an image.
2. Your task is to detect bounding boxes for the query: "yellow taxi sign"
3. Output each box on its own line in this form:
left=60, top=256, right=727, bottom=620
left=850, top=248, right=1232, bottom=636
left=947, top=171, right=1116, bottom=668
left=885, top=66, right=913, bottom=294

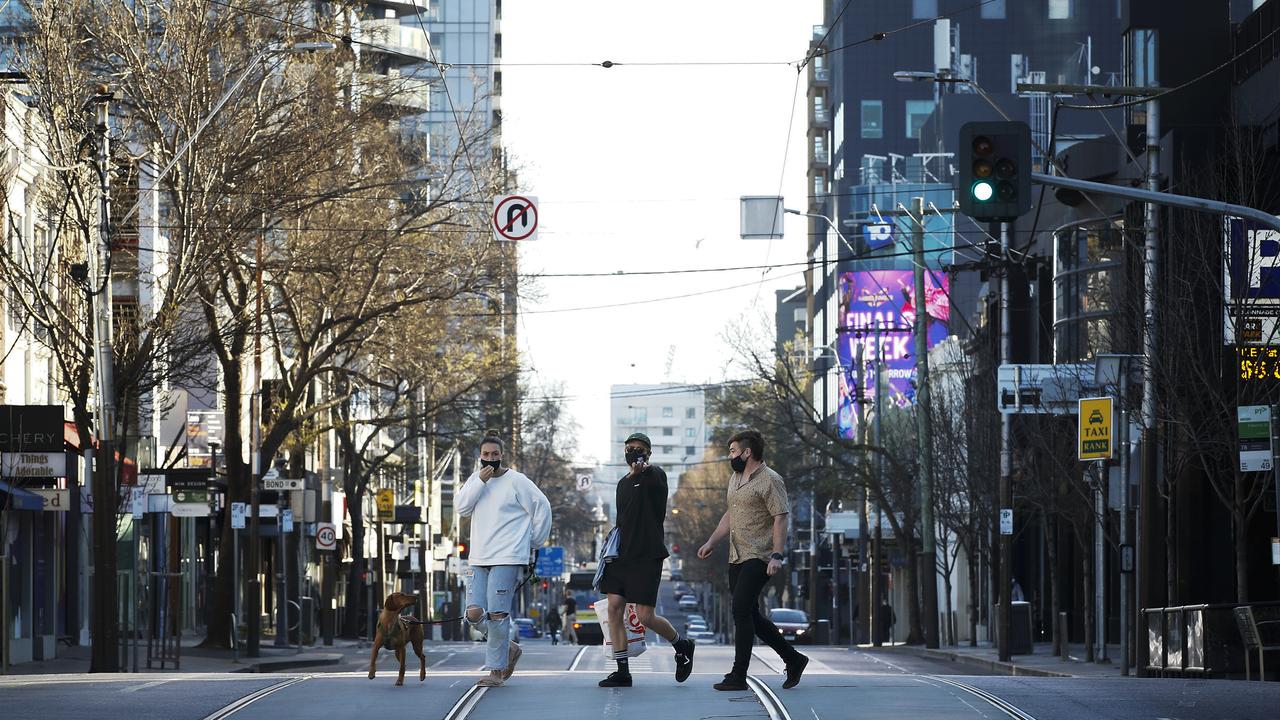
left=1078, top=397, right=1113, bottom=460
left=376, top=488, right=395, bottom=522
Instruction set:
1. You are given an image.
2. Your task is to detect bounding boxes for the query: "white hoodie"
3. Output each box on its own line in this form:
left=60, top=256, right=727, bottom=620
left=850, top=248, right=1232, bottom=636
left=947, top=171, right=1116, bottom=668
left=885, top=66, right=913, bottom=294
left=454, top=467, right=552, bottom=566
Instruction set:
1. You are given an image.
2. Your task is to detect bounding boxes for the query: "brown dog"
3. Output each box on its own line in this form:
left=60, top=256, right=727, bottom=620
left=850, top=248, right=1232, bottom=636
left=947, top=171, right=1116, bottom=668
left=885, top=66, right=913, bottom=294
left=368, top=591, right=427, bottom=686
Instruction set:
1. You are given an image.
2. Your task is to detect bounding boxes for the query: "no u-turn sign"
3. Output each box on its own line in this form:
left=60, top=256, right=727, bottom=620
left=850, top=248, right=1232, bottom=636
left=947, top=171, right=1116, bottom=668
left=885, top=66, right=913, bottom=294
left=493, top=195, right=538, bottom=242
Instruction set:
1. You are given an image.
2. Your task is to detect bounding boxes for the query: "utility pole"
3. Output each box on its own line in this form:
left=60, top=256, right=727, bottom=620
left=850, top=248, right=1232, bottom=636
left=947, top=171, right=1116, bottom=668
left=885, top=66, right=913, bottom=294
left=872, top=322, right=884, bottom=647
left=998, top=220, right=1013, bottom=663
left=855, top=331, right=870, bottom=645
left=912, top=196, right=940, bottom=649
left=89, top=87, right=120, bottom=673
left=247, top=219, right=265, bottom=658
left=1137, top=91, right=1161, bottom=678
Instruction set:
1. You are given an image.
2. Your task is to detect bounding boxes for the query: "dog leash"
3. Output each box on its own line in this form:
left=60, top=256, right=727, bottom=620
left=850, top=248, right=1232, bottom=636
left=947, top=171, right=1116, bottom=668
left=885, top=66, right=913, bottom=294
left=402, top=562, right=540, bottom=626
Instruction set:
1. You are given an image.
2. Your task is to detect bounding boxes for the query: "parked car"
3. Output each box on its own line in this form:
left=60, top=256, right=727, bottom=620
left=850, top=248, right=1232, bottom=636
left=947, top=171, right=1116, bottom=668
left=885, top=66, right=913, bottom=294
left=677, top=595, right=699, bottom=611
left=685, top=622, right=708, bottom=634
left=513, top=618, right=542, bottom=639
left=672, top=582, right=690, bottom=596
left=767, top=608, right=812, bottom=644
left=685, top=614, right=705, bottom=626
left=669, top=569, right=683, bottom=581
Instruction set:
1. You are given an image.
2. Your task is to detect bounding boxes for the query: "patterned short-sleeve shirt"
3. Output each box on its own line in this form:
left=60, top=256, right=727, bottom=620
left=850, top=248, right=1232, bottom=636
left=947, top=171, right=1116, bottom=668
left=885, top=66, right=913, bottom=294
left=726, top=464, right=790, bottom=564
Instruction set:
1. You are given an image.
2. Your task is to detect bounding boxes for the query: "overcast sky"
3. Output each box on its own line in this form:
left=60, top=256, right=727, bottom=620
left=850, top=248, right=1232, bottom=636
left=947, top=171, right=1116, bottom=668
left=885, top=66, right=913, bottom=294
left=502, top=1, right=821, bottom=465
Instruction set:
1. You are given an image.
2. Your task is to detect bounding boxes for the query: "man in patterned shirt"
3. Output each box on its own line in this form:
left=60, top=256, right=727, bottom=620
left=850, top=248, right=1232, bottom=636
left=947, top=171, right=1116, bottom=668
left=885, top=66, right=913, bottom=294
left=697, top=429, right=808, bottom=691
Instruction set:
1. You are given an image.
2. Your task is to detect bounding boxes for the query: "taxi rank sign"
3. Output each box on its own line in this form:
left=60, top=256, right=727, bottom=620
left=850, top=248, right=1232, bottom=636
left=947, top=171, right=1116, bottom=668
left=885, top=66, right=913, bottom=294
left=1078, top=397, right=1114, bottom=461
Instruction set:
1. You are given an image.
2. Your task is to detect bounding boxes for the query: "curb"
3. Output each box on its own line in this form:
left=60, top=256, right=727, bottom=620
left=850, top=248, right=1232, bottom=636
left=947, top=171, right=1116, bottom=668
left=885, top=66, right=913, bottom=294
left=235, top=653, right=345, bottom=673
left=890, top=645, right=1076, bottom=678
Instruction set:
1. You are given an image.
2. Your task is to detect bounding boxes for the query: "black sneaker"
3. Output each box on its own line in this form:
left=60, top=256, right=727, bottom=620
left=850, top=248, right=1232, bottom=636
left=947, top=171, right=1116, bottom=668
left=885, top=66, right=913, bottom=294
left=782, top=653, right=809, bottom=689
left=673, top=639, right=695, bottom=683
left=713, top=674, right=748, bottom=691
left=598, top=671, right=633, bottom=688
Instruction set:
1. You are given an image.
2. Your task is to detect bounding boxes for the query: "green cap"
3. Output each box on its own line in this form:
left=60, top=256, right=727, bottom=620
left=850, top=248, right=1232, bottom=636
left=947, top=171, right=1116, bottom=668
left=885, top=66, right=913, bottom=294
left=624, top=432, right=651, bottom=449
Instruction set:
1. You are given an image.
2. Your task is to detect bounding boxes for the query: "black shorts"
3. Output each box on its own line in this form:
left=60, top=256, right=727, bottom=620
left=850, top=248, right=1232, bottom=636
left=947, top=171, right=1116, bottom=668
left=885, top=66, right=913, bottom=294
left=597, top=559, right=663, bottom=607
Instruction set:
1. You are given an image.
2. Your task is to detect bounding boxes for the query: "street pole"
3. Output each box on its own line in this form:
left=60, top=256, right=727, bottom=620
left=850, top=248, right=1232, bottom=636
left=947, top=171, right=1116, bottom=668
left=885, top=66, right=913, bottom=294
left=247, top=221, right=264, bottom=658
left=276, top=497, right=288, bottom=647
left=1120, top=368, right=1131, bottom=675
left=89, top=88, right=120, bottom=673
left=1137, top=93, right=1160, bottom=677
left=856, top=332, right=870, bottom=645
left=1095, top=460, right=1108, bottom=662
left=912, top=196, right=940, bottom=649
left=998, top=220, right=1013, bottom=663
left=872, top=322, right=884, bottom=646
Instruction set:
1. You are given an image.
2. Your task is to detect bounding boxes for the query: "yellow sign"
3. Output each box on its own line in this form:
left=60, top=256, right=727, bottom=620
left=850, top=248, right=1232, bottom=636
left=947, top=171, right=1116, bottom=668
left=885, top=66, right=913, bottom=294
left=1078, top=397, right=1113, bottom=460
left=376, top=488, right=395, bottom=522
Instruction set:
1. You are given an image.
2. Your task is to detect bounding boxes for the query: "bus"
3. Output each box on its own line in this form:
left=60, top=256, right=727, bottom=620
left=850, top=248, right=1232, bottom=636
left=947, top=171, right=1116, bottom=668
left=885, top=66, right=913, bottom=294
left=565, top=566, right=604, bottom=645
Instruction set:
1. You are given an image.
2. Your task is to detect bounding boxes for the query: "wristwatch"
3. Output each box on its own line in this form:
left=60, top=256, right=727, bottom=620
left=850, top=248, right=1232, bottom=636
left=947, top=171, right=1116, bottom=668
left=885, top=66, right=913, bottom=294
left=769, top=552, right=784, bottom=561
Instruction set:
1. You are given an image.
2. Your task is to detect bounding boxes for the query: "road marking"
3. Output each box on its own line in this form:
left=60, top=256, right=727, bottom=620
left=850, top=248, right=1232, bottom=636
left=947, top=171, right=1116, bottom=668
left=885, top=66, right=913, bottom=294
left=442, top=683, right=488, bottom=720
left=925, top=676, right=1038, bottom=720
left=753, top=650, right=784, bottom=674
left=857, top=650, right=912, bottom=674
left=121, top=679, right=174, bottom=693
left=432, top=652, right=456, bottom=668
left=568, top=645, right=589, bottom=671
left=200, top=676, right=310, bottom=720
left=745, top=674, right=792, bottom=720
left=810, top=709, right=822, bottom=720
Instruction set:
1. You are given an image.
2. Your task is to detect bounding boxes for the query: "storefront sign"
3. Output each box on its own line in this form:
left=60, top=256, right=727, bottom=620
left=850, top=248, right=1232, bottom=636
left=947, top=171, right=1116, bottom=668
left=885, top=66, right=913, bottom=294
left=2, top=451, right=66, bottom=478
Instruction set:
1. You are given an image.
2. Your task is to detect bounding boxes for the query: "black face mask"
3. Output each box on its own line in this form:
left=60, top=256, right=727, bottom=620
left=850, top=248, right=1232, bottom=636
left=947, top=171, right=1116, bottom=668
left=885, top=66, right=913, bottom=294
left=729, top=455, right=748, bottom=473
left=480, top=459, right=501, bottom=471
left=625, top=449, right=649, bottom=466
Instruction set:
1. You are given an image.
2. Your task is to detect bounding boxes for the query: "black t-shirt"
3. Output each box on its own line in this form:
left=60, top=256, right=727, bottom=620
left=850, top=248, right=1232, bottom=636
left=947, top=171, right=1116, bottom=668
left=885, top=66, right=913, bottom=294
left=614, top=465, right=671, bottom=562
left=564, top=596, right=577, bottom=615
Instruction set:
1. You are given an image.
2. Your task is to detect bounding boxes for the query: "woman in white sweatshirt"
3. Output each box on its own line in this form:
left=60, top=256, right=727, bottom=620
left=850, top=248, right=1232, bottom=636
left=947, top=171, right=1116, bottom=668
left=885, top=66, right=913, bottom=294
left=454, top=433, right=553, bottom=687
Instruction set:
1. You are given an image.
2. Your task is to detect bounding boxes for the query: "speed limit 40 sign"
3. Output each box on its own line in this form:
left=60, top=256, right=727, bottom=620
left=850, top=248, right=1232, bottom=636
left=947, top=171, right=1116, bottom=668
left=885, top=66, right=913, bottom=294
left=316, top=522, right=337, bottom=551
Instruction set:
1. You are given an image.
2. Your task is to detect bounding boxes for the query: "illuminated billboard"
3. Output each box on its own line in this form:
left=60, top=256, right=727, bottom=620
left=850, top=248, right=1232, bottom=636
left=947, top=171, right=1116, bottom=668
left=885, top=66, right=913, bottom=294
left=836, top=270, right=950, bottom=439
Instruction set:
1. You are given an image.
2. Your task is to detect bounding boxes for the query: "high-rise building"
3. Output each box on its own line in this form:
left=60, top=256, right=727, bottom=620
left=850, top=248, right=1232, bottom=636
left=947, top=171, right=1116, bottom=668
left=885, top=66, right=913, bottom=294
left=608, top=384, right=708, bottom=493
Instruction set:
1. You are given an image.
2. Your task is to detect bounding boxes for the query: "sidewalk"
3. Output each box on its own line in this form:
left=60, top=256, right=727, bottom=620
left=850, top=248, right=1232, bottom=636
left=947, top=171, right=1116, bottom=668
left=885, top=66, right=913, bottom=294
left=1, top=634, right=359, bottom=676
left=886, top=641, right=1132, bottom=678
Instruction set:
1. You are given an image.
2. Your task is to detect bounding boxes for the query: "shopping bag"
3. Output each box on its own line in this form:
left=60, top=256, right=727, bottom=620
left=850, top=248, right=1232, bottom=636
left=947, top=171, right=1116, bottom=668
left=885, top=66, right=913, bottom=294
left=596, top=595, right=648, bottom=658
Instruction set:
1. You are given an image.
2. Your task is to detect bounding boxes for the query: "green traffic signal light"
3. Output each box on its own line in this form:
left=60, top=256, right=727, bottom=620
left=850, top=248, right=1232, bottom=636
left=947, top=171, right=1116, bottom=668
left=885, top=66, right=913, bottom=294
left=972, top=180, right=995, bottom=202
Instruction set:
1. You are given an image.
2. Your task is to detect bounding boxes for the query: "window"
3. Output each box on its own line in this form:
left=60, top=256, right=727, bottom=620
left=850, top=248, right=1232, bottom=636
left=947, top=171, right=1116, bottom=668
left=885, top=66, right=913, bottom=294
left=662, top=446, right=673, bottom=455
left=860, top=100, right=883, bottom=139
left=662, top=406, right=673, bottom=417
left=980, top=0, right=1006, bottom=19
left=685, top=427, right=696, bottom=438
left=905, top=100, right=935, bottom=139
left=685, top=407, right=696, bottom=419
left=1048, top=0, right=1072, bottom=19
left=912, top=0, right=937, bottom=19
left=631, top=407, right=647, bottom=424
left=685, top=446, right=696, bottom=457
left=663, top=427, right=674, bottom=436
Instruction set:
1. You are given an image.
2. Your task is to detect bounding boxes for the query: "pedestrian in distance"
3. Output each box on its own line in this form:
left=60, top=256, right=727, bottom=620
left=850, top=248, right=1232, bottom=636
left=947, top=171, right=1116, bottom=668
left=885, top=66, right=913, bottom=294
left=697, top=429, right=808, bottom=691
left=455, top=431, right=553, bottom=687
left=562, top=589, right=578, bottom=645
left=546, top=607, right=562, bottom=645
left=597, top=432, right=696, bottom=688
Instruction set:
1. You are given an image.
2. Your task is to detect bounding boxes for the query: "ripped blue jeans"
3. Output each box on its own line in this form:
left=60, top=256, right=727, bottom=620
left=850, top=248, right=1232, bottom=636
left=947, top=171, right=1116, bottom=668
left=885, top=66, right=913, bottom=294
left=465, top=564, right=521, bottom=670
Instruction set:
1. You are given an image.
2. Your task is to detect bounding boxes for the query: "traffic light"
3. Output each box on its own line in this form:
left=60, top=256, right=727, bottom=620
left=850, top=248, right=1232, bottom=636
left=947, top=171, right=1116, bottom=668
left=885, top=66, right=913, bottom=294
left=541, top=581, right=549, bottom=590
left=457, top=542, right=468, bottom=559
left=958, top=121, right=1032, bottom=222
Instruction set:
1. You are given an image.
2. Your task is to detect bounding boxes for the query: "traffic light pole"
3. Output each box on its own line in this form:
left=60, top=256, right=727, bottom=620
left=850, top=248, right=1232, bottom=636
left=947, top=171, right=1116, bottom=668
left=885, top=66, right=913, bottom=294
left=997, top=220, right=1013, bottom=663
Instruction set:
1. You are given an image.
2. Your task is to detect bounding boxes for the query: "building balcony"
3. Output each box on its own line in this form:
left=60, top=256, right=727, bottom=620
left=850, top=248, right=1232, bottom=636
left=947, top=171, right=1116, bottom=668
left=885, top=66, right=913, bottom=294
left=359, top=73, right=432, bottom=114
left=811, top=109, right=829, bottom=127
left=811, top=66, right=829, bottom=86
left=360, top=18, right=433, bottom=64
left=812, top=25, right=827, bottom=40
left=810, top=150, right=829, bottom=167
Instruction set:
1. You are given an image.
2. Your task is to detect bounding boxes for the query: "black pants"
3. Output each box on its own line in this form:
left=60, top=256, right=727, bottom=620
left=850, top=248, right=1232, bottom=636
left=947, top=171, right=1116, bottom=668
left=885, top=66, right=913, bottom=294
left=729, top=559, right=801, bottom=677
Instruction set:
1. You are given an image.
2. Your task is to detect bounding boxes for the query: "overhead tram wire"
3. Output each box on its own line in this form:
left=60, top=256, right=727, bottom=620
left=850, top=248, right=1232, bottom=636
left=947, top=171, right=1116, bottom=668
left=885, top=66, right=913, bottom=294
left=809, top=0, right=1001, bottom=62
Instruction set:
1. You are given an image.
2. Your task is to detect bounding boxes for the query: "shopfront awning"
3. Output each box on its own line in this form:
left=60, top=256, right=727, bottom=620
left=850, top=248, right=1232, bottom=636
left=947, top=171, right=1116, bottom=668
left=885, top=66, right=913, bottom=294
left=0, top=479, right=43, bottom=511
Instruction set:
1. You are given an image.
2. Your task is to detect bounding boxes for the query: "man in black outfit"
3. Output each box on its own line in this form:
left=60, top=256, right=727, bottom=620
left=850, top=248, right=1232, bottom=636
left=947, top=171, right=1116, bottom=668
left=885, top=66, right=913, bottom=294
left=597, top=432, right=695, bottom=687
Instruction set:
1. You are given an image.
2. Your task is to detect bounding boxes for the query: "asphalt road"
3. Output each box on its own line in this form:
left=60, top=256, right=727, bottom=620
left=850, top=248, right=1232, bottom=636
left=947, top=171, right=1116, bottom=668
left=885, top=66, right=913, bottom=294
left=3, top=582, right=1277, bottom=719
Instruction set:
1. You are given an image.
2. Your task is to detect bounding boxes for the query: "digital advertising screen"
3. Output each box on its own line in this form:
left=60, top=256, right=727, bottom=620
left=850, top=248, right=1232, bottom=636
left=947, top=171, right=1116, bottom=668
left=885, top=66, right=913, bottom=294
left=836, top=270, right=950, bottom=439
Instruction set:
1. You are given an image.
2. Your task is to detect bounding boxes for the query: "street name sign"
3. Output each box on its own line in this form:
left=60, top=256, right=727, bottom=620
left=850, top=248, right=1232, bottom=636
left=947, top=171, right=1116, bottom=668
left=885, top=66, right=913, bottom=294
left=1238, top=405, right=1274, bottom=472
left=1078, top=397, right=1114, bottom=460
left=263, top=477, right=303, bottom=491
left=492, top=195, right=538, bottom=242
